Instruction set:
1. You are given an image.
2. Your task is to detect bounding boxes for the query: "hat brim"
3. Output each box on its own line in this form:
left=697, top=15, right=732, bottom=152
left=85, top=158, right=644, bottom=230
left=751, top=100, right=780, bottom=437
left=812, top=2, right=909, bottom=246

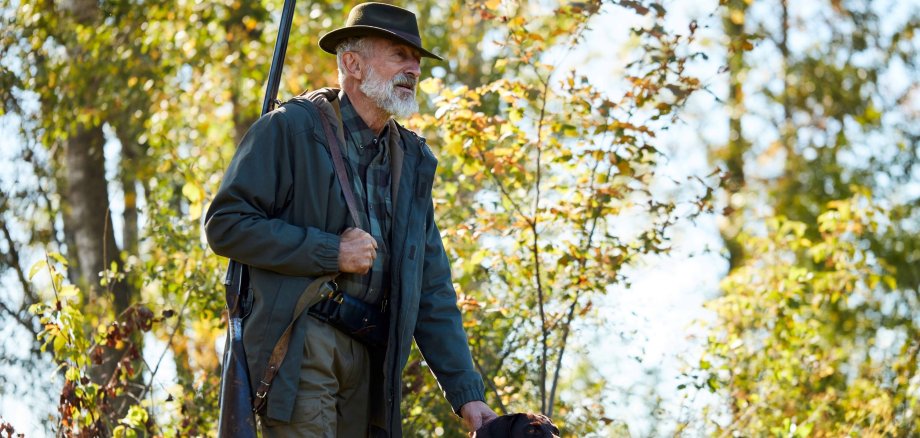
left=319, top=25, right=443, bottom=61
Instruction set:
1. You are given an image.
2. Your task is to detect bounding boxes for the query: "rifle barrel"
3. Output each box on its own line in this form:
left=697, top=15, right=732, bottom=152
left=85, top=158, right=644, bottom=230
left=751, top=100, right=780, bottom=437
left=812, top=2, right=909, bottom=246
left=261, top=0, right=298, bottom=116
left=226, top=0, right=298, bottom=292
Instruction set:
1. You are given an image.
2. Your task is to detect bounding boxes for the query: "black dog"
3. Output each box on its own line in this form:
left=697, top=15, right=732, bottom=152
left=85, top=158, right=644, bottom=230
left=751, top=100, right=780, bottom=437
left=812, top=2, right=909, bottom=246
left=473, top=413, right=560, bottom=437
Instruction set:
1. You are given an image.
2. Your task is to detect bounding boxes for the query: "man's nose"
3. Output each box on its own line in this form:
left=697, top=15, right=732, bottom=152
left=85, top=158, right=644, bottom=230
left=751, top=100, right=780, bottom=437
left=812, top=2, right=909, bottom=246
left=404, top=59, right=421, bottom=79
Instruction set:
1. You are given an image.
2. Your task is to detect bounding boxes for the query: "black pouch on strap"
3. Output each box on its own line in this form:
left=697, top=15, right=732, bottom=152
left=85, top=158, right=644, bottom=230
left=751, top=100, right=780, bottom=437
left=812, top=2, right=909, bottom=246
left=309, top=292, right=388, bottom=348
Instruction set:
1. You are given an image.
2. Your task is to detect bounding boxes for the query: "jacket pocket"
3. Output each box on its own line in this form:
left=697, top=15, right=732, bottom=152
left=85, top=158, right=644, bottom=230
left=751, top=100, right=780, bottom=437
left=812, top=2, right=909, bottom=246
left=416, top=176, right=432, bottom=199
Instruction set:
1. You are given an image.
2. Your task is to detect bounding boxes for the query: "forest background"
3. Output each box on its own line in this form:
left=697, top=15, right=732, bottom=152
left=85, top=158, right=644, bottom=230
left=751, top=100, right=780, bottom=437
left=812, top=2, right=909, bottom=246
left=0, top=0, right=917, bottom=436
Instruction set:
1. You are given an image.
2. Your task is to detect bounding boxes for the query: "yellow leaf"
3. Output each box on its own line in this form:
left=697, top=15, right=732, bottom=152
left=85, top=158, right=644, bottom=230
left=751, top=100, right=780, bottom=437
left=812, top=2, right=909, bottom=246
left=29, top=260, right=48, bottom=280
left=182, top=182, right=202, bottom=203
left=48, top=252, right=68, bottom=267
left=60, top=285, right=79, bottom=298
left=508, top=108, right=523, bottom=123
left=189, top=202, right=203, bottom=222
left=419, top=78, right=441, bottom=95
left=484, top=0, right=501, bottom=10
left=434, top=104, right=451, bottom=119
left=157, top=160, right=173, bottom=173
left=730, top=9, right=745, bottom=25
left=440, top=141, right=456, bottom=155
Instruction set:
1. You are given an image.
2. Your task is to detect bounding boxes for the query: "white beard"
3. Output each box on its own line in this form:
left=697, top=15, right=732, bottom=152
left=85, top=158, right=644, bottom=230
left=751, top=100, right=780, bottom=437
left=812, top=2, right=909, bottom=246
left=360, top=65, right=419, bottom=119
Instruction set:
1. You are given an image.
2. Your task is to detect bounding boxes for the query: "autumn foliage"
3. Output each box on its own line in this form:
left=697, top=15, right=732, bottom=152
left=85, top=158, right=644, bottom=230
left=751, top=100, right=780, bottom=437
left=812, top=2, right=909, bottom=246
left=0, top=0, right=917, bottom=436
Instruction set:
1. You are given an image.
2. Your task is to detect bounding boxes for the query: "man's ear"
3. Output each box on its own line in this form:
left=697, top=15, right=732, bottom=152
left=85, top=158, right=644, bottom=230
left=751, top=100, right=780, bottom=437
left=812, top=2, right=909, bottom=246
left=342, top=51, right=364, bottom=81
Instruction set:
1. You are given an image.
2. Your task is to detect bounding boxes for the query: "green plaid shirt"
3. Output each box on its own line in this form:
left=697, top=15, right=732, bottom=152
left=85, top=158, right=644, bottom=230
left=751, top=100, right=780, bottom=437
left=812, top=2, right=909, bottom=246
left=337, top=91, right=392, bottom=306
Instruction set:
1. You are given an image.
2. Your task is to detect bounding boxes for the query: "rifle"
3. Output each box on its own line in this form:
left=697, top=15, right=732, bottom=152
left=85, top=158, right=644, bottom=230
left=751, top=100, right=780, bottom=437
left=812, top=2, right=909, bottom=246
left=217, top=0, right=297, bottom=435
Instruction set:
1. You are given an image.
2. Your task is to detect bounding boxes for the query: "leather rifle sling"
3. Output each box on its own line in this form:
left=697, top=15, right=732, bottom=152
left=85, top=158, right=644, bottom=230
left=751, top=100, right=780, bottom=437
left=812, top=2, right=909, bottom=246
left=252, top=273, right=336, bottom=413
left=251, top=100, right=364, bottom=414
left=320, top=105, right=364, bottom=231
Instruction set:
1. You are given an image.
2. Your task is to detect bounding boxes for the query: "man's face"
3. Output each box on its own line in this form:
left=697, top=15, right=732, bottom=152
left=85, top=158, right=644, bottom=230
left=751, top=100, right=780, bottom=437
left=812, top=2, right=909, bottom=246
left=357, top=37, right=422, bottom=118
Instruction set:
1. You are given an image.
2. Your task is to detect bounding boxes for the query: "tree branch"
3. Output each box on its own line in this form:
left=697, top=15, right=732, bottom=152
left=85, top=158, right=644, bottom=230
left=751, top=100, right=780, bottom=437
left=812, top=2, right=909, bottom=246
left=525, top=77, right=552, bottom=414
left=470, top=142, right=533, bottom=227
left=0, top=209, right=41, bottom=338
left=547, top=298, right=577, bottom=419
left=0, top=300, right=40, bottom=339
left=138, top=288, right=193, bottom=402
left=547, top=159, right=613, bottom=416
left=472, top=355, right=508, bottom=415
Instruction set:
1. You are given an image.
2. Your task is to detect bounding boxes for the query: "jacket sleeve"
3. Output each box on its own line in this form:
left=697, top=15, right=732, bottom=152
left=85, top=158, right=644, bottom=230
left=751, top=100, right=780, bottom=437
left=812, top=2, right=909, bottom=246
left=413, top=200, right=486, bottom=414
left=204, top=110, right=341, bottom=277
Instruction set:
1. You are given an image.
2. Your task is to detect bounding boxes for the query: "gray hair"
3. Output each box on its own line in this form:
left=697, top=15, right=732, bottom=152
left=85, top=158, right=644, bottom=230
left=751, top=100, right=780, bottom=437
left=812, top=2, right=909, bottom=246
left=336, top=37, right=373, bottom=87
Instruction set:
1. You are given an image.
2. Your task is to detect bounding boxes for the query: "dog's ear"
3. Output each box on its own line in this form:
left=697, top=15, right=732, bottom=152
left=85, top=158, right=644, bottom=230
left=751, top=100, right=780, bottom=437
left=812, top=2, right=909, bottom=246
left=505, top=413, right=559, bottom=437
left=534, top=414, right=560, bottom=435
left=507, top=413, right=538, bottom=437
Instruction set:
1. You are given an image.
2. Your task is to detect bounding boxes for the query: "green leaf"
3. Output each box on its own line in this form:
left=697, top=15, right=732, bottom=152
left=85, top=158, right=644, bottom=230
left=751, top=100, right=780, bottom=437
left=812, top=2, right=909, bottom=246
left=122, top=405, right=149, bottom=427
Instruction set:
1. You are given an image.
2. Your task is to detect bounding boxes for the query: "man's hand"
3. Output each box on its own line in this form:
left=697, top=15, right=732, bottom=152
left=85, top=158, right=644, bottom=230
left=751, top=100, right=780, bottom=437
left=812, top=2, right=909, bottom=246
left=338, top=228, right=377, bottom=274
left=459, top=401, right=498, bottom=434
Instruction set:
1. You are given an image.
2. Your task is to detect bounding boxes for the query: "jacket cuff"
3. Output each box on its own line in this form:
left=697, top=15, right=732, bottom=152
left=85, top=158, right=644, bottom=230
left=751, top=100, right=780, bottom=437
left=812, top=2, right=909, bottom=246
left=446, top=382, right=486, bottom=416
left=307, top=229, right=341, bottom=273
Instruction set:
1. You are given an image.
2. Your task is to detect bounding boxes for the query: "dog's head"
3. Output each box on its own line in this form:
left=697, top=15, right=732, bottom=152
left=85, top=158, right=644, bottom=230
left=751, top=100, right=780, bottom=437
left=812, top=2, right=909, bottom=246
left=473, top=413, right=560, bottom=438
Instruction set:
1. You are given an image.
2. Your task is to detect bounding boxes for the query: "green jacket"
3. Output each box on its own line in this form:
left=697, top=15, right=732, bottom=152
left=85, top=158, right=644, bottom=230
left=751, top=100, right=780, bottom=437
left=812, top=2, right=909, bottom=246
left=205, top=88, right=485, bottom=436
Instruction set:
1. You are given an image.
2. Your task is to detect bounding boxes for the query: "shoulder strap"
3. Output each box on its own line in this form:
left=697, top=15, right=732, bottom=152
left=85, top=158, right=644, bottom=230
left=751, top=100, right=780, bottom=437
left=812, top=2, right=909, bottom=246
left=320, top=103, right=363, bottom=231
left=281, top=94, right=363, bottom=230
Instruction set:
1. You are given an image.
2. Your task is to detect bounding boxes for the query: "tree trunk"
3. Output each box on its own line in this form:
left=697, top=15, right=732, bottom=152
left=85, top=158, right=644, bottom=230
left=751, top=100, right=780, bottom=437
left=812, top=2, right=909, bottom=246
left=718, top=0, right=750, bottom=271
left=62, top=123, right=130, bottom=312
left=57, top=0, right=132, bottom=313
left=121, top=140, right=139, bottom=257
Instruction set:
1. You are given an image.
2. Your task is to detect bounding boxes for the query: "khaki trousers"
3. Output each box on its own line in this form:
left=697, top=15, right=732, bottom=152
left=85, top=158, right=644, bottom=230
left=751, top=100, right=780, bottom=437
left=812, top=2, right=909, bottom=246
left=261, top=316, right=370, bottom=438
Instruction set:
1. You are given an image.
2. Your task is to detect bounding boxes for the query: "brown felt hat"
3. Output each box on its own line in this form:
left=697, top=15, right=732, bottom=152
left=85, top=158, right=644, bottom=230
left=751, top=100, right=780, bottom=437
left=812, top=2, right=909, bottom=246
left=318, top=2, right=442, bottom=60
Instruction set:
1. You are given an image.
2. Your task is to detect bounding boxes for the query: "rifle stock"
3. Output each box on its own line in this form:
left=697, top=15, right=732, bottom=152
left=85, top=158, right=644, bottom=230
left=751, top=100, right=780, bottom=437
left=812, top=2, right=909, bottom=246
left=218, top=263, right=256, bottom=437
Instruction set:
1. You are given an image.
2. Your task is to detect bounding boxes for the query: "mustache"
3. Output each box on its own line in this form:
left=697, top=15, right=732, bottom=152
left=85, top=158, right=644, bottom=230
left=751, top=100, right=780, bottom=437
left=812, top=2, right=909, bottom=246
left=391, top=73, right=417, bottom=89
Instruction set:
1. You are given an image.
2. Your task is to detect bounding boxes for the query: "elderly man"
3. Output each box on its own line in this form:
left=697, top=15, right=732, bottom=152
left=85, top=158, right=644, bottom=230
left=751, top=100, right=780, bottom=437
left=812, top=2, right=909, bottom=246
left=205, top=2, right=497, bottom=437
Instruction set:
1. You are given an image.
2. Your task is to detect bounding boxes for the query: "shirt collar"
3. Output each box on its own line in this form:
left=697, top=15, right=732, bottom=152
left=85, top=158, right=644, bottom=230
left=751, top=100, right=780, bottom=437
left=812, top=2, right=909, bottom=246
left=339, top=91, right=387, bottom=149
